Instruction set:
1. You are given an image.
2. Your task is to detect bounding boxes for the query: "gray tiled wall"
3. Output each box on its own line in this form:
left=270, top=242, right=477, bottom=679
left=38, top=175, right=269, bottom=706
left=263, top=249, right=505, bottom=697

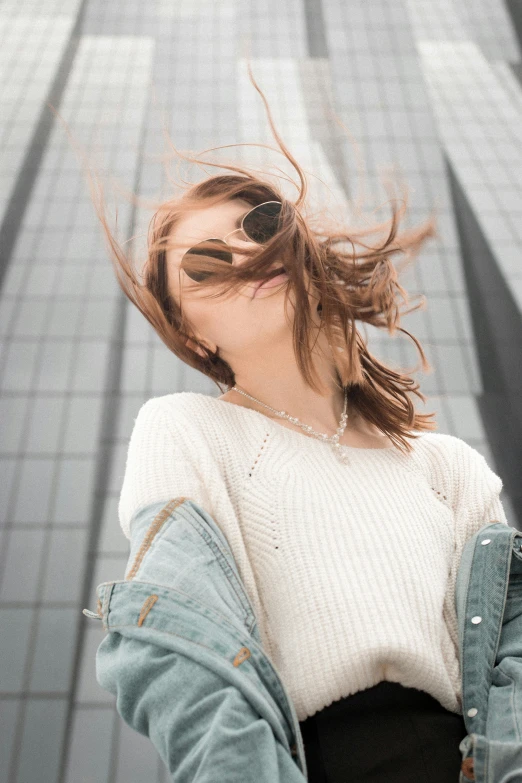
left=0, top=1, right=521, bottom=781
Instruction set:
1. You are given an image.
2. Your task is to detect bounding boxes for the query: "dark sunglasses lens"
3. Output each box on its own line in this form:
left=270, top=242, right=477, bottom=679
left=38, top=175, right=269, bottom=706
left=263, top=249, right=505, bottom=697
left=242, top=202, right=282, bottom=244
left=182, top=239, right=232, bottom=282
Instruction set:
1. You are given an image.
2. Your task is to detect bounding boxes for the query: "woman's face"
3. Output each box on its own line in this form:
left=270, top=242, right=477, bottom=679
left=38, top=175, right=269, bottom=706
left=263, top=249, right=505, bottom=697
left=166, top=198, right=307, bottom=361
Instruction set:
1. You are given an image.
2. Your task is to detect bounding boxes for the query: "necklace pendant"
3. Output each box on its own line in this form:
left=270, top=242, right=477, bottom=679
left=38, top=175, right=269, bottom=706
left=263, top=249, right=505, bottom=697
left=335, top=444, right=351, bottom=465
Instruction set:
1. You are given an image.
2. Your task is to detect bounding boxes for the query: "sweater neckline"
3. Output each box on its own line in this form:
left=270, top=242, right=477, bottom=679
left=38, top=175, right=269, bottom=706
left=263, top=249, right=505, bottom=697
left=189, top=392, right=402, bottom=453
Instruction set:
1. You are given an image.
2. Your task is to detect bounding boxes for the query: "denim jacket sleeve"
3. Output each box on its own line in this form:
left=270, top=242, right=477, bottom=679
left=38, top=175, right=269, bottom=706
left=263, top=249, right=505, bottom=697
left=91, top=498, right=307, bottom=782
left=96, top=629, right=306, bottom=783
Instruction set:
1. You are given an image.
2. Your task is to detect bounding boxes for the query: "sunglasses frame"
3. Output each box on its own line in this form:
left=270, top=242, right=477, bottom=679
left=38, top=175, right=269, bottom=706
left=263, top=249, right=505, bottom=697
left=179, top=200, right=283, bottom=284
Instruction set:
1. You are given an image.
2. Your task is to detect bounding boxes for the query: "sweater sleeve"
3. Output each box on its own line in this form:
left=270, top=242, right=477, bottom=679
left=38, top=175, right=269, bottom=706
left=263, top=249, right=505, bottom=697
left=450, top=436, right=509, bottom=536
left=117, top=397, right=211, bottom=540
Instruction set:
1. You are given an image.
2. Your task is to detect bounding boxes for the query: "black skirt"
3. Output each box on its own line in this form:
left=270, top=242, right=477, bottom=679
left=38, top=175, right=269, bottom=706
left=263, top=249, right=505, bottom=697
left=298, top=681, right=468, bottom=783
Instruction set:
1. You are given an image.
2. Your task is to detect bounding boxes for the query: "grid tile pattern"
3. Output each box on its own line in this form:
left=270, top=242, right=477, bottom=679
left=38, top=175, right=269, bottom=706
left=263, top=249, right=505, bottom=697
left=458, top=0, right=521, bottom=63
left=0, top=10, right=78, bottom=222
left=0, top=14, right=155, bottom=780
left=416, top=39, right=522, bottom=295
left=1, top=0, right=521, bottom=780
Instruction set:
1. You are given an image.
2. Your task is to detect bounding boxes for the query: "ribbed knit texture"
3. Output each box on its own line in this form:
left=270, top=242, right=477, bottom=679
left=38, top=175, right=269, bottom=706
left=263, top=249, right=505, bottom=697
left=118, top=391, right=509, bottom=721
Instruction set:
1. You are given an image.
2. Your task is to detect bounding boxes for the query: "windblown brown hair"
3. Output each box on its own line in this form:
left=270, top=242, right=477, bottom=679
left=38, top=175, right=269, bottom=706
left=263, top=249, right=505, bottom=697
left=60, top=64, right=440, bottom=454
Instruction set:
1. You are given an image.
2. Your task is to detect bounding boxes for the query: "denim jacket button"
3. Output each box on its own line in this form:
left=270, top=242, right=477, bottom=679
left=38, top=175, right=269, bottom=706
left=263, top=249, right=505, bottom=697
left=480, top=539, right=491, bottom=545
left=471, top=616, right=482, bottom=624
left=467, top=707, right=478, bottom=717
left=461, top=757, right=475, bottom=780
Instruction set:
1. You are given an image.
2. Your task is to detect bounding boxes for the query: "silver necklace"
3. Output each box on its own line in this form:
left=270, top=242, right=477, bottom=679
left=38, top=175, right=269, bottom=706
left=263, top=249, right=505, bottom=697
left=229, top=384, right=352, bottom=465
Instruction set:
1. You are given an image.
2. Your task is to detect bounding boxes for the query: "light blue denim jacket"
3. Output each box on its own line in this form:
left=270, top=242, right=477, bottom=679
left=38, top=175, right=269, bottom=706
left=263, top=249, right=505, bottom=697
left=84, top=496, right=522, bottom=782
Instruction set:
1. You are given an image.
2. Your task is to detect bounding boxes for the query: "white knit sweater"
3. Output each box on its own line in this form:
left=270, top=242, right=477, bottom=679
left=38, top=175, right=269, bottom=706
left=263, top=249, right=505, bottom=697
left=118, top=391, right=509, bottom=721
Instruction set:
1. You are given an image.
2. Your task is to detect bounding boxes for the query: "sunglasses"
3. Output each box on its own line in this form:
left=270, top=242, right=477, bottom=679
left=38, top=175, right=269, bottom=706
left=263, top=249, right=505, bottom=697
left=180, top=200, right=283, bottom=283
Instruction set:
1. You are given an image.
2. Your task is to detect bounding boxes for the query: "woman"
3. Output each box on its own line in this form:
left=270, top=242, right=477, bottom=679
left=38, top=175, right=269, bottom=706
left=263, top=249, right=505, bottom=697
left=88, top=76, right=509, bottom=782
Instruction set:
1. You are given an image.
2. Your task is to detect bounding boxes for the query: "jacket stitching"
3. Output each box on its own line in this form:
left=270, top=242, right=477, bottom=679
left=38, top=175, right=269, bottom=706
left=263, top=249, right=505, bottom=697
left=182, top=504, right=258, bottom=634
left=137, top=594, right=159, bottom=626
left=102, top=614, right=300, bottom=736
left=105, top=618, right=299, bottom=754
left=125, top=497, right=189, bottom=580
left=119, top=580, right=254, bottom=640
left=233, top=647, right=251, bottom=667
left=125, top=498, right=257, bottom=634
left=101, top=582, right=115, bottom=631
left=109, top=620, right=254, bottom=668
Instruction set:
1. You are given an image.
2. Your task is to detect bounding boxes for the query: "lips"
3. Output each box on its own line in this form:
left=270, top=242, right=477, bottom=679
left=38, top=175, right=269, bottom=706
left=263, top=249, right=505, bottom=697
left=252, top=268, right=288, bottom=298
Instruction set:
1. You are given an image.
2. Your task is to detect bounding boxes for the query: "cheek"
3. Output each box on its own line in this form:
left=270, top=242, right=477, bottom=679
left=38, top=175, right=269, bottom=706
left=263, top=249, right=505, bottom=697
left=185, top=286, right=297, bottom=346
left=187, top=294, right=255, bottom=340
left=220, top=295, right=293, bottom=344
